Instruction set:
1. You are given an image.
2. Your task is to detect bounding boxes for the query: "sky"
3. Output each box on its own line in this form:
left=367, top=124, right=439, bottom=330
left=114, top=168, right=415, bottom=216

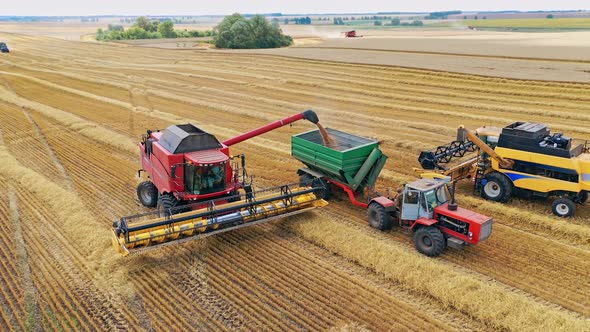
left=4, top=0, right=589, bottom=16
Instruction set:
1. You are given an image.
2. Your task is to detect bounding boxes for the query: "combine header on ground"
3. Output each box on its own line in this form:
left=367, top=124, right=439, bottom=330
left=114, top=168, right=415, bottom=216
left=112, top=110, right=327, bottom=256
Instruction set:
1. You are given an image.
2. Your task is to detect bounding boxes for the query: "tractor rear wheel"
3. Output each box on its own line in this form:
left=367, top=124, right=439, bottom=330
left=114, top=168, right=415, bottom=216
left=137, top=181, right=158, bottom=207
left=413, top=226, right=446, bottom=257
left=482, top=172, right=513, bottom=203
left=368, top=202, right=392, bottom=230
left=157, top=194, right=182, bottom=218
left=552, top=197, right=576, bottom=218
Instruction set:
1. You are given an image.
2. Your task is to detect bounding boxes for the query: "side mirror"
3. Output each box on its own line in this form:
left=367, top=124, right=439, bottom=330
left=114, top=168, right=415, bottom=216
left=171, top=165, right=177, bottom=178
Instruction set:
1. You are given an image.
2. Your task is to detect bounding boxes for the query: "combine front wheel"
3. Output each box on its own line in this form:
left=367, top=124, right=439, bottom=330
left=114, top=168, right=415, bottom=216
left=482, top=172, right=513, bottom=203
left=157, top=194, right=182, bottom=217
left=413, top=227, right=445, bottom=257
left=137, top=181, right=158, bottom=207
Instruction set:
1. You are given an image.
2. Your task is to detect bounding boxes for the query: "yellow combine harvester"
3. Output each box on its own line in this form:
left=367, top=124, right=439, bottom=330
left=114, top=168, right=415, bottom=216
left=112, top=110, right=329, bottom=256
left=418, top=122, right=590, bottom=217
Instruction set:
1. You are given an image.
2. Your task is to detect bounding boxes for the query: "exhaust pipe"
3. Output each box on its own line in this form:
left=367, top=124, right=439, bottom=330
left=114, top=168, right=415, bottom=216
left=448, top=181, right=458, bottom=211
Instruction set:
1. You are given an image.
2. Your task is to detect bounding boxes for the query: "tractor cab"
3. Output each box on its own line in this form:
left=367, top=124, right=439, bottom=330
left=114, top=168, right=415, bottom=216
left=400, top=178, right=449, bottom=221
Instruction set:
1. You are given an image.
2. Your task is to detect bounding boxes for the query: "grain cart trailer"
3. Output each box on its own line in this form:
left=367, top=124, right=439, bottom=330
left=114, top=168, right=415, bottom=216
left=293, top=128, right=492, bottom=256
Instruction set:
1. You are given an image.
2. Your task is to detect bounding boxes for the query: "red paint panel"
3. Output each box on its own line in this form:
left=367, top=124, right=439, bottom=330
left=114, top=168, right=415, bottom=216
left=370, top=196, right=395, bottom=208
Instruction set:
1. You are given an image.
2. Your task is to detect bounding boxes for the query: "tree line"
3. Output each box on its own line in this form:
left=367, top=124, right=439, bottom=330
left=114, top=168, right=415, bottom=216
left=96, top=17, right=214, bottom=41
left=96, top=14, right=293, bottom=49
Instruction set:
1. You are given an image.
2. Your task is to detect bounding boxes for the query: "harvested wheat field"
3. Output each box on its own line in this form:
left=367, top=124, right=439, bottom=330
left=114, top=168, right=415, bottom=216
left=0, top=33, right=589, bottom=331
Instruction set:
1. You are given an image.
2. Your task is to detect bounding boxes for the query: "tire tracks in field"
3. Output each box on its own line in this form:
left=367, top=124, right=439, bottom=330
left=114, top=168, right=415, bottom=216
left=8, top=190, right=41, bottom=332
left=0, top=85, right=136, bottom=154
left=291, top=45, right=590, bottom=64
left=20, top=108, right=73, bottom=190
left=0, top=140, right=142, bottom=330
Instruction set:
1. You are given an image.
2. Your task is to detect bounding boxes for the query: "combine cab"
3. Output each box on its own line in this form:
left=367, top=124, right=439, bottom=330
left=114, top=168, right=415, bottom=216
left=113, top=110, right=328, bottom=256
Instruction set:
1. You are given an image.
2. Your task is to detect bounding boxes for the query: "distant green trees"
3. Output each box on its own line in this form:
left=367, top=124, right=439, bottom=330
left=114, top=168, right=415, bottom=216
left=96, top=16, right=214, bottom=41
left=425, top=10, right=462, bottom=20
left=333, top=18, right=345, bottom=25
left=213, top=13, right=292, bottom=49
left=547, top=14, right=554, bottom=19
left=293, top=17, right=312, bottom=24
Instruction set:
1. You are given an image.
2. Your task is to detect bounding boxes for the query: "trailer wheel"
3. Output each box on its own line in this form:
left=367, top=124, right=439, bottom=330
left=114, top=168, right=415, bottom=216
left=299, top=174, right=313, bottom=186
left=413, top=227, right=445, bottom=257
left=300, top=174, right=330, bottom=200
left=482, top=172, right=513, bottom=203
left=368, top=202, right=392, bottom=230
left=157, top=194, right=182, bottom=218
left=137, top=181, right=158, bottom=207
left=552, top=197, right=576, bottom=218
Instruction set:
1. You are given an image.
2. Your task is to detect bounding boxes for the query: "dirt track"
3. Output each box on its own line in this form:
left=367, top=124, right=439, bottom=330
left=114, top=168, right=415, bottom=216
left=0, top=34, right=589, bottom=331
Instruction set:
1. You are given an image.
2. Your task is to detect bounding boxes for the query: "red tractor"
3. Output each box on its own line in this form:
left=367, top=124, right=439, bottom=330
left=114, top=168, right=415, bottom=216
left=343, top=30, right=363, bottom=38
left=367, top=179, right=492, bottom=256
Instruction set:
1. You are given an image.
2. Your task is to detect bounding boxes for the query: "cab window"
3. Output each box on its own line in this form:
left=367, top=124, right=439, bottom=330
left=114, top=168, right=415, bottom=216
left=422, top=190, right=438, bottom=212
left=185, top=164, right=226, bottom=194
left=404, top=190, right=419, bottom=204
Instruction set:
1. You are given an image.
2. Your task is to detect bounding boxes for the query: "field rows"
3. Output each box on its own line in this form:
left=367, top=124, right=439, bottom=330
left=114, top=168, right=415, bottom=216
left=0, top=34, right=589, bottom=330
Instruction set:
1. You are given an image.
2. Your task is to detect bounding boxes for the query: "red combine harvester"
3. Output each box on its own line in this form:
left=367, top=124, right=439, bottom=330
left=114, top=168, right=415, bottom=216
left=343, top=30, right=363, bottom=37
left=112, top=110, right=328, bottom=256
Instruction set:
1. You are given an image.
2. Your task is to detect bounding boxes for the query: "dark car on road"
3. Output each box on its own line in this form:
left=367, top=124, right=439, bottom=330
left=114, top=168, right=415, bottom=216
left=0, top=42, right=9, bottom=53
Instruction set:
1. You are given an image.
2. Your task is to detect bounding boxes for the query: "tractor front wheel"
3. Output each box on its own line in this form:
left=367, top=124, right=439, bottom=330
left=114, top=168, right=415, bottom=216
left=367, top=202, right=392, bottom=230
left=413, top=226, right=446, bottom=257
left=482, top=172, right=513, bottom=203
left=552, top=197, right=576, bottom=218
left=137, top=181, right=158, bottom=207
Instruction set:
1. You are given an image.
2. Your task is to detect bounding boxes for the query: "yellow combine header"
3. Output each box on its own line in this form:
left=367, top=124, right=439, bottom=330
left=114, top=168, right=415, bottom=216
left=112, top=184, right=328, bottom=256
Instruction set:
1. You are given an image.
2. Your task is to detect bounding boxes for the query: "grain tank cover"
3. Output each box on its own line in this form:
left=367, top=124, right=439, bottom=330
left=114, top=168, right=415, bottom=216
left=498, top=122, right=578, bottom=158
left=159, top=124, right=223, bottom=154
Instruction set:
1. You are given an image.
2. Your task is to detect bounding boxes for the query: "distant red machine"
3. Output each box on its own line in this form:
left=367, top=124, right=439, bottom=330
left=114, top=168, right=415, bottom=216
left=343, top=30, right=363, bottom=38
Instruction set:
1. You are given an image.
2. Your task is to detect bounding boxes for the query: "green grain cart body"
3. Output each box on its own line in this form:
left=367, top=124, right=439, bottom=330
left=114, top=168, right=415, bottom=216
left=291, top=128, right=387, bottom=191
